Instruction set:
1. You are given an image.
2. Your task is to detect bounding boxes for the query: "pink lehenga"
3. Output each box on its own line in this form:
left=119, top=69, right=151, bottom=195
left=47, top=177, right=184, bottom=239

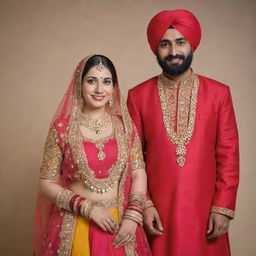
left=33, top=56, right=152, bottom=256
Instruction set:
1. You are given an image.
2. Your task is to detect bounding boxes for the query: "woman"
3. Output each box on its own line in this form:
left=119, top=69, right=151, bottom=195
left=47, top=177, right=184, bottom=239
left=33, top=55, right=152, bottom=256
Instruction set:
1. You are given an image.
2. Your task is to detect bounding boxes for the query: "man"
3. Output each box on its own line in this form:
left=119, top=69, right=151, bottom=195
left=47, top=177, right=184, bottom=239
left=127, top=9, right=239, bottom=256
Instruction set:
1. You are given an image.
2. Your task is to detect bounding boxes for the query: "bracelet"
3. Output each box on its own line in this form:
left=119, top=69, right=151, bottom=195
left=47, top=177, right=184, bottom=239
left=80, top=200, right=95, bottom=219
left=123, top=209, right=143, bottom=225
left=56, top=189, right=74, bottom=211
left=123, top=192, right=146, bottom=226
left=143, top=200, right=154, bottom=211
left=56, top=189, right=94, bottom=218
left=129, top=192, right=146, bottom=206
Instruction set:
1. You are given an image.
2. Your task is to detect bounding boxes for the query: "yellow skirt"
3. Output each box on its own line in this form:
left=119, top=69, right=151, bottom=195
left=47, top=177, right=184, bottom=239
left=71, top=208, right=119, bottom=256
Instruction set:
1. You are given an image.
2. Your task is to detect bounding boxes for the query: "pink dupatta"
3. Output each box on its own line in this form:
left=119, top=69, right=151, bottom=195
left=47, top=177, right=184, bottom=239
left=33, top=56, right=151, bottom=256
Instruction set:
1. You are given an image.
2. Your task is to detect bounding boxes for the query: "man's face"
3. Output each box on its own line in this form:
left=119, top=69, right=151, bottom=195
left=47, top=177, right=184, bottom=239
left=157, top=29, right=193, bottom=76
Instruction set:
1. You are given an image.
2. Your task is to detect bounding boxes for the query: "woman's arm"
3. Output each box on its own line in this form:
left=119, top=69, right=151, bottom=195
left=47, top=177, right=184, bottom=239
left=113, top=168, right=147, bottom=247
left=113, top=125, right=148, bottom=247
left=39, top=126, right=64, bottom=202
left=38, top=179, right=63, bottom=203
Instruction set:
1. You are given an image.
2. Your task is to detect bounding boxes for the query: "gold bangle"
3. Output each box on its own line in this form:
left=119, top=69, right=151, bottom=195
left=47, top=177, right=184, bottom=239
left=81, top=200, right=94, bottom=219
left=56, top=189, right=74, bottom=210
left=143, top=200, right=154, bottom=210
left=123, top=209, right=143, bottom=225
left=129, top=192, right=146, bottom=205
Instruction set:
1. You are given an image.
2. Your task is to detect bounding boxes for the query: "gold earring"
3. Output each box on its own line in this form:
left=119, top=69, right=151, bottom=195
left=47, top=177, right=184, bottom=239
left=109, top=98, right=113, bottom=107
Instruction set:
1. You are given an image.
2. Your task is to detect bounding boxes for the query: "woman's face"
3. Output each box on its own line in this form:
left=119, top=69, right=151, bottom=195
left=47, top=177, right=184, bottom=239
left=82, top=65, right=114, bottom=111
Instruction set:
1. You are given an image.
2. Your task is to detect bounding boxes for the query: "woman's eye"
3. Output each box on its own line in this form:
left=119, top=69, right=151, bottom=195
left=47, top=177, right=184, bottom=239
left=87, top=79, right=96, bottom=84
left=103, top=79, right=112, bottom=85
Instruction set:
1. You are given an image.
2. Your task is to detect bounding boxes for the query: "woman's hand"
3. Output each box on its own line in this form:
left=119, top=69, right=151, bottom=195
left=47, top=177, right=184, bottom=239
left=90, top=206, right=119, bottom=234
left=112, top=219, right=137, bottom=247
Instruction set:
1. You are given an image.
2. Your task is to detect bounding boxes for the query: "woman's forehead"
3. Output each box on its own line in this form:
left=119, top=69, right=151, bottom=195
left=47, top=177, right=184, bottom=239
left=85, top=65, right=112, bottom=78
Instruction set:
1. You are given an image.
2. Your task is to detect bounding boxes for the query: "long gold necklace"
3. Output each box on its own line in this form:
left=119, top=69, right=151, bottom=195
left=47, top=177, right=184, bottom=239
left=70, top=116, right=128, bottom=194
left=158, top=73, right=199, bottom=167
left=79, top=112, right=111, bottom=134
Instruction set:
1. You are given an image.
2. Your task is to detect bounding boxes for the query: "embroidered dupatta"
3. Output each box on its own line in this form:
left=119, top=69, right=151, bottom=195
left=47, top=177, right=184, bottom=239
left=33, top=56, right=151, bottom=256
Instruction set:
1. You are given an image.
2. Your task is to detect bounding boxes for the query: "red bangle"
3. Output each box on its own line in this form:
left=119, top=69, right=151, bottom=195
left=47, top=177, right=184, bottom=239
left=76, top=197, right=85, bottom=214
left=69, top=194, right=80, bottom=212
left=143, top=205, right=154, bottom=211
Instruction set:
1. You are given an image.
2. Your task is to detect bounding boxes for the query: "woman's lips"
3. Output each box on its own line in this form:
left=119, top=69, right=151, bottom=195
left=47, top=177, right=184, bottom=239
left=91, top=95, right=105, bottom=101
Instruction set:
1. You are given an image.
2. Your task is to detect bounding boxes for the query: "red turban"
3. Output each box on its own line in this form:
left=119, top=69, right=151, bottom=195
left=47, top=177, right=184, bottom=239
left=147, top=9, right=201, bottom=54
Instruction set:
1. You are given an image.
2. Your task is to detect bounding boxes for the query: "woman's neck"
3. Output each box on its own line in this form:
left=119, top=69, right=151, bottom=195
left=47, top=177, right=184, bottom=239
left=82, top=106, right=106, bottom=119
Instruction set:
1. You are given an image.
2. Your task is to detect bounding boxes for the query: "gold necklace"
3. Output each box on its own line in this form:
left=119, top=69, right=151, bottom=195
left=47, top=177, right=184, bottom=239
left=157, top=73, right=199, bottom=167
left=70, top=116, right=128, bottom=194
left=79, top=112, right=111, bottom=134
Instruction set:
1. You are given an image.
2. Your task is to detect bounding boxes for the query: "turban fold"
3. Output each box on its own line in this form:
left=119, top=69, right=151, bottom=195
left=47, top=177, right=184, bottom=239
left=147, top=9, right=201, bottom=54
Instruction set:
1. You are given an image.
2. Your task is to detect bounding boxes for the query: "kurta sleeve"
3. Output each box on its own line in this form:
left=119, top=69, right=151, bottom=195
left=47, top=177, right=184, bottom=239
left=39, top=126, right=63, bottom=181
left=211, top=87, right=239, bottom=219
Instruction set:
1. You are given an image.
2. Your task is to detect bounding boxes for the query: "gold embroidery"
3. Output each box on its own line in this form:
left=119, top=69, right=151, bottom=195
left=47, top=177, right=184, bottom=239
left=56, top=189, right=74, bottom=211
left=65, top=61, right=137, bottom=254
left=40, top=127, right=62, bottom=180
left=210, top=206, right=235, bottom=219
left=130, top=130, right=145, bottom=171
left=70, top=115, right=128, bottom=194
left=82, top=122, right=115, bottom=161
left=117, top=97, right=132, bottom=219
left=58, top=211, right=76, bottom=256
left=93, top=198, right=118, bottom=209
left=118, top=97, right=138, bottom=255
left=158, top=73, right=199, bottom=167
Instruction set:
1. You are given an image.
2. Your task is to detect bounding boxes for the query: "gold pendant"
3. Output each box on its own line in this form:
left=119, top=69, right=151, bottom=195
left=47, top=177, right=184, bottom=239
left=176, top=156, right=186, bottom=167
left=95, top=142, right=106, bottom=161
left=176, top=143, right=186, bottom=167
left=97, top=150, right=106, bottom=161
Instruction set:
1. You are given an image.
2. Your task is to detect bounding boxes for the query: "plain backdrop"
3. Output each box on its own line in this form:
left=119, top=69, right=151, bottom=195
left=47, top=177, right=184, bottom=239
left=0, top=0, right=255, bottom=255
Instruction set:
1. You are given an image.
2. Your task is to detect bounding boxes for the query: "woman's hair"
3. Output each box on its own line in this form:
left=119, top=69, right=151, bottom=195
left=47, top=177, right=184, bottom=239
left=81, top=55, right=118, bottom=85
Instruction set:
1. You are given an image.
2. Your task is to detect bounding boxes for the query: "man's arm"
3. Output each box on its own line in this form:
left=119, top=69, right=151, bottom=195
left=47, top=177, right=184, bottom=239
left=213, top=86, right=239, bottom=216
left=207, top=86, right=239, bottom=239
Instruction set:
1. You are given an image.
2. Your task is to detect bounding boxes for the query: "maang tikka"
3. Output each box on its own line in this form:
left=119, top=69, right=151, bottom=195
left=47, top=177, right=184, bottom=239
left=96, top=58, right=104, bottom=72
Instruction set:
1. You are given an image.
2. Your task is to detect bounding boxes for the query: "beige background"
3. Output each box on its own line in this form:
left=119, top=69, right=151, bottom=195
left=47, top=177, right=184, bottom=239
left=0, top=0, right=255, bottom=255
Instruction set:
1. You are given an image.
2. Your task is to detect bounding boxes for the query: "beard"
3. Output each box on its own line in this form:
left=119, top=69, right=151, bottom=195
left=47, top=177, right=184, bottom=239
left=157, top=50, right=193, bottom=76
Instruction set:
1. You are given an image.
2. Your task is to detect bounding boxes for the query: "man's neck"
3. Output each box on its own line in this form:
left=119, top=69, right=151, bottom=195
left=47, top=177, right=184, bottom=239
left=163, top=68, right=192, bottom=84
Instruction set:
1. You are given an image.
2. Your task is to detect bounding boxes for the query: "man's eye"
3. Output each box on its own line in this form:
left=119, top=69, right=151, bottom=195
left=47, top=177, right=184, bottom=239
left=177, top=41, right=185, bottom=46
left=160, top=42, right=168, bottom=48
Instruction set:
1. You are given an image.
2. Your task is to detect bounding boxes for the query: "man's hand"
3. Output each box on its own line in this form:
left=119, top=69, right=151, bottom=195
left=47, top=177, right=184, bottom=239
left=207, top=212, right=230, bottom=239
left=143, top=207, right=163, bottom=236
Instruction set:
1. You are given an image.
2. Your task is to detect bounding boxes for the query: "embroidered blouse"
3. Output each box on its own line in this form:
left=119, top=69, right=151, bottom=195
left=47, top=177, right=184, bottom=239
left=39, top=120, right=145, bottom=183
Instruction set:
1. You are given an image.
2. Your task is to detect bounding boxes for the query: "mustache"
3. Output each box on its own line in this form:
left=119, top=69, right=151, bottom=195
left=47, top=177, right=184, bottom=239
left=164, top=54, right=185, bottom=61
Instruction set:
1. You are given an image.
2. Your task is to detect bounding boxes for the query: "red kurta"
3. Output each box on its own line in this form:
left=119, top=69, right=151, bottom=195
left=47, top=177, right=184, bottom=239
left=127, top=74, right=239, bottom=256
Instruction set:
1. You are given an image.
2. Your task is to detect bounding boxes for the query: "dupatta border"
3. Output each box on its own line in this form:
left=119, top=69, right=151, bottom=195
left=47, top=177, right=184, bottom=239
left=57, top=211, right=77, bottom=256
